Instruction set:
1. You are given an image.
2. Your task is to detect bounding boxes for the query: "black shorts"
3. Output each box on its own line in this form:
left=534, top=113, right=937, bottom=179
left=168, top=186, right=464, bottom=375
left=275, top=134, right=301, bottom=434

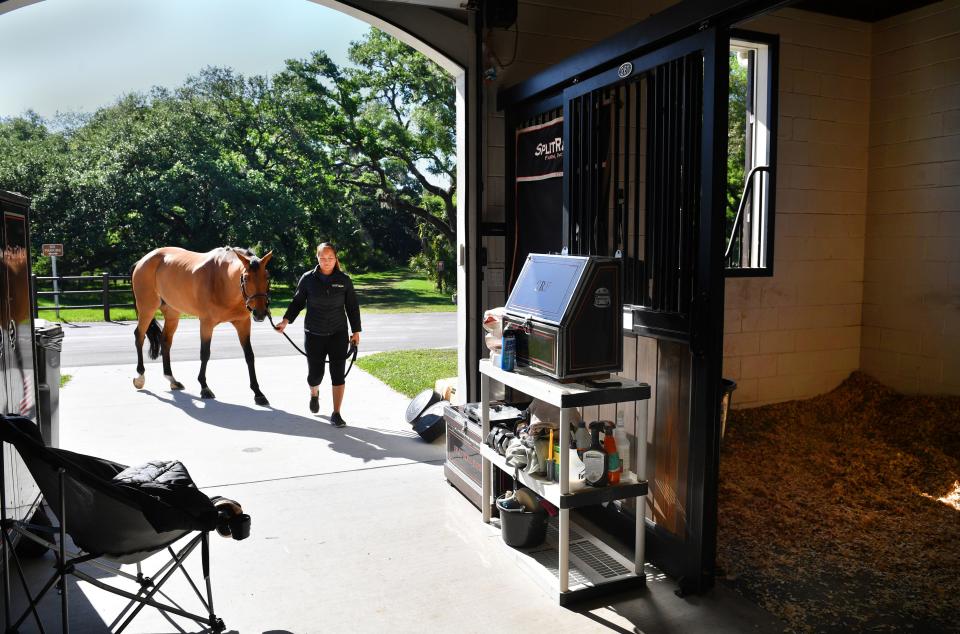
left=305, top=330, right=349, bottom=387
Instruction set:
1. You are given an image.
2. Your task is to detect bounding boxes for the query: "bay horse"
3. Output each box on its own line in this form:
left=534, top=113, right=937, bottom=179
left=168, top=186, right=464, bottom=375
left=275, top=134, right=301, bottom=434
left=131, top=247, right=273, bottom=405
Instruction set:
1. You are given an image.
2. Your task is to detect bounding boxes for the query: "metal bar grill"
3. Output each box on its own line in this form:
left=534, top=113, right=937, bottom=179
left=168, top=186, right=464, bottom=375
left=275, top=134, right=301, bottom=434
left=585, top=89, right=590, bottom=254
left=635, top=55, right=700, bottom=317
left=633, top=80, right=644, bottom=305
left=644, top=66, right=665, bottom=310
left=665, top=61, right=677, bottom=312
left=623, top=81, right=634, bottom=300
left=561, top=54, right=700, bottom=317
left=613, top=85, right=621, bottom=258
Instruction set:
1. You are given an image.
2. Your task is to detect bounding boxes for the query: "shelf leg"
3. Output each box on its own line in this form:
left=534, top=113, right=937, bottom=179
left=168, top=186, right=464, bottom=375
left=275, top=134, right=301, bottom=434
left=559, top=407, right=570, bottom=594
left=559, top=508, right=570, bottom=594
left=559, top=408, right=569, bottom=496
left=481, top=372, right=491, bottom=524
left=635, top=398, right=649, bottom=575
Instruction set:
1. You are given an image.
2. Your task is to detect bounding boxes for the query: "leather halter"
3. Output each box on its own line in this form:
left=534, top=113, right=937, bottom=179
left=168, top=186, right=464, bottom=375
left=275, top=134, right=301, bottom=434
left=240, top=272, right=270, bottom=312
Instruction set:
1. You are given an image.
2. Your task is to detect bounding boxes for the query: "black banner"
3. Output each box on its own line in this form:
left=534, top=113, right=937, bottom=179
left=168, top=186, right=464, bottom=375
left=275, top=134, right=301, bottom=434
left=513, top=117, right=563, bottom=287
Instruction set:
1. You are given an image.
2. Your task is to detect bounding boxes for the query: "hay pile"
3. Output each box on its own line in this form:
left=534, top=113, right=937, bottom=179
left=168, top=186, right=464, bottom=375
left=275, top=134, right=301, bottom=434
left=718, top=372, right=960, bottom=632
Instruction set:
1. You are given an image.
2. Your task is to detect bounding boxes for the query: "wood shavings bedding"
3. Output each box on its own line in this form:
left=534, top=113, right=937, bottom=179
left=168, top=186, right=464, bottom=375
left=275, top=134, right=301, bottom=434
left=717, top=372, right=960, bottom=633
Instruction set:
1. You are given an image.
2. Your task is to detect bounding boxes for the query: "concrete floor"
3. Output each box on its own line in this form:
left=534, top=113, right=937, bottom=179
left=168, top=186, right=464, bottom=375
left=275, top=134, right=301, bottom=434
left=5, top=355, right=784, bottom=633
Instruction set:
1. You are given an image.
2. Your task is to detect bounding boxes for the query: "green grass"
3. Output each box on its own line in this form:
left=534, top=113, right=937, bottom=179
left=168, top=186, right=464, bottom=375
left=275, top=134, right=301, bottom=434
left=350, top=269, right=456, bottom=313
left=60, top=374, right=72, bottom=388
left=34, top=267, right=454, bottom=323
left=355, top=348, right=457, bottom=398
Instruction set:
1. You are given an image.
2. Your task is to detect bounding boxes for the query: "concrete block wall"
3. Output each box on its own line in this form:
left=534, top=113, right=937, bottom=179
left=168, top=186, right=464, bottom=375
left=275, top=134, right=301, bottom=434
left=860, top=0, right=960, bottom=395
left=724, top=9, right=871, bottom=407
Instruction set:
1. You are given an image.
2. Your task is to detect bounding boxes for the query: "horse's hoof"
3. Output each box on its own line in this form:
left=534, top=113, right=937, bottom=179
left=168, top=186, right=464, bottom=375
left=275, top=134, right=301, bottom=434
left=170, top=381, right=185, bottom=390
left=133, top=376, right=145, bottom=390
left=254, top=394, right=269, bottom=406
left=201, top=388, right=216, bottom=399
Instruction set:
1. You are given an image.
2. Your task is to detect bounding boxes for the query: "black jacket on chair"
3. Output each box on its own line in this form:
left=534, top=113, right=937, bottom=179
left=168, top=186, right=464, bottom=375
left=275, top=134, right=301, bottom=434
left=0, top=415, right=218, bottom=561
left=283, top=267, right=361, bottom=336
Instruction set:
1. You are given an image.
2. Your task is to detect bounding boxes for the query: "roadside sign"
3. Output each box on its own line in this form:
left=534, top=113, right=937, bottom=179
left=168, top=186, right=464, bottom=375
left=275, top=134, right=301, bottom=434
left=41, top=243, right=64, bottom=257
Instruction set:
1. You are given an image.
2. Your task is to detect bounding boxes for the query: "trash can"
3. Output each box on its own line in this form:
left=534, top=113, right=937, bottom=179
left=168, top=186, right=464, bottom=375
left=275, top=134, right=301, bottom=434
left=720, top=378, right=738, bottom=440
left=34, top=321, right=64, bottom=448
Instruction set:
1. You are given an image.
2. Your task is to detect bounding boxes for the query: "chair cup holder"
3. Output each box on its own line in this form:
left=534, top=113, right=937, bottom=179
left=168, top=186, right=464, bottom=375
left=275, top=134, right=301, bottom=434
left=216, top=512, right=251, bottom=541
left=230, top=514, right=251, bottom=541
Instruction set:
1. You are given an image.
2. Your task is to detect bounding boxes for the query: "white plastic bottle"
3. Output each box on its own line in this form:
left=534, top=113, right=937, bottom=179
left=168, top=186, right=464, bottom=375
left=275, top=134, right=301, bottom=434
left=575, top=420, right=591, bottom=458
left=614, top=410, right=631, bottom=475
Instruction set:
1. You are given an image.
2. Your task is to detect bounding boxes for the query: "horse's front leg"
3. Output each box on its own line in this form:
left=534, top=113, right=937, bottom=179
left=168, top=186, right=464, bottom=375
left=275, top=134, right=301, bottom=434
left=198, top=319, right=216, bottom=399
left=233, top=318, right=268, bottom=406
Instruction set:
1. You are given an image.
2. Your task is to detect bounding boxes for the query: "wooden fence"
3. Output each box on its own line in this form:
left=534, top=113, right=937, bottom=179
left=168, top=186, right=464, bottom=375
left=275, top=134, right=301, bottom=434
left=33, top=274, right=134, bottom=321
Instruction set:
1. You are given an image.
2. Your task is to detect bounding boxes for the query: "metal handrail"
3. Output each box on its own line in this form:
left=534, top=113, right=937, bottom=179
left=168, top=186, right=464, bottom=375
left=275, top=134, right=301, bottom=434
left=724, top=165, right=770, bottom=260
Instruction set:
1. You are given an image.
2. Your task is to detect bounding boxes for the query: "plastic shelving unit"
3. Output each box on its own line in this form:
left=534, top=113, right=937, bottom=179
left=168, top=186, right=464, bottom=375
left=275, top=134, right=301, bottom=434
left=479, top=358, right=651, bottom=605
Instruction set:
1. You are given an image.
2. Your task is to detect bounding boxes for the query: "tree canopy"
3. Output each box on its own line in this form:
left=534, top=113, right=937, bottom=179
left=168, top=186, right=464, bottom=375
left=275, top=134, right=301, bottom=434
left=0, top=29, right=456, bottom=285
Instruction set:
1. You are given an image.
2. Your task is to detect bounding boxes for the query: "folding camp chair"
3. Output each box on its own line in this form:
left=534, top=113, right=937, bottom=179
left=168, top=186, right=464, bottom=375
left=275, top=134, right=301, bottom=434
left=0, top=415, right=249, bottom=633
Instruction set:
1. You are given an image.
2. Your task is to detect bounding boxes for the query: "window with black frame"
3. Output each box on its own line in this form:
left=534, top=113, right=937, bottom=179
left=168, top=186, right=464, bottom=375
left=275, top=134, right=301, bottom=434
left=725, top=31, right=778, bottom=276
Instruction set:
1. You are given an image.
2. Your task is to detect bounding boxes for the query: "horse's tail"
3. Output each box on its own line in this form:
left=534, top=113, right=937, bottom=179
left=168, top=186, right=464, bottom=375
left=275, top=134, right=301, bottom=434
left=145, top=319, right=162, bottom=360
left=131, top=263, right=163, bottom=359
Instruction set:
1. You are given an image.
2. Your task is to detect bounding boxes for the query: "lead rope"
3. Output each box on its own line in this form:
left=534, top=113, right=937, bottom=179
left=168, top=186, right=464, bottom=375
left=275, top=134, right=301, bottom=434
left=266, top=312, right=359, bottom=377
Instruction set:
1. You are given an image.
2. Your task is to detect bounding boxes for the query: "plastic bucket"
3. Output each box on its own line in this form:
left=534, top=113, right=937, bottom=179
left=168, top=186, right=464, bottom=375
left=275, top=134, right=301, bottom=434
left=495, top=493, right=547, bottom=548
left=720, top=378, right=738, bottom=439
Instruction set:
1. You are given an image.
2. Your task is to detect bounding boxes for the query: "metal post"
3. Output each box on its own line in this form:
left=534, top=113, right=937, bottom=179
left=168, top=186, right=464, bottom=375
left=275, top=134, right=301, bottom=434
left=559, top=406, right=570, bottom=594
left=480, top=371, right=491, bottom=524
left=51, top=256, right=60, bottom=321
left=31, top=274, right=39, bottom=319
left=102, top=273, right=111, bottom=322
left=58, top=468, right=69, bottom=633
left=203, top=532, right=214, bottom=619
left=636, top=398, right=648, bottom=576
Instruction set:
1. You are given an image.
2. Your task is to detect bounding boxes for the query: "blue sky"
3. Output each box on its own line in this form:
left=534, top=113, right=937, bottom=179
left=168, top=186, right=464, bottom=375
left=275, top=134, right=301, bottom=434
left=0, top=0, right=370, bottom=119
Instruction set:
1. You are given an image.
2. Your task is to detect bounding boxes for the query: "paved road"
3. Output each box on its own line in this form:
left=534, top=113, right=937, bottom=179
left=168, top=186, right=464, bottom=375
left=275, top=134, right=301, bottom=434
left=55, top=312, right=457, bottom=367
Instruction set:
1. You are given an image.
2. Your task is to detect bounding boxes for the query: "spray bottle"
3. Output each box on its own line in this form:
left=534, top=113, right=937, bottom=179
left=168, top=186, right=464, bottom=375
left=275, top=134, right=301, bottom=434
left=583, top=422, right=608, bottom=487
left=603, top=422, right=621, bottom=485
left=614, top=410, right=631, bottom=475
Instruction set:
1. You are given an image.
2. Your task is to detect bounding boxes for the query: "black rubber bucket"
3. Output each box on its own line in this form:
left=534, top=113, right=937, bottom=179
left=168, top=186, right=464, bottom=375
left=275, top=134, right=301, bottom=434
left=720, top=378, right=738, bottom=439
left=496, top=494, right=547, bottom=548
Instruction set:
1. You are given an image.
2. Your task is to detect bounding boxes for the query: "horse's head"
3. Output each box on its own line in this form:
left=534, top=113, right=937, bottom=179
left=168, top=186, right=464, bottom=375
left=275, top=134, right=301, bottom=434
left=236, top=250, right=273, bottom=322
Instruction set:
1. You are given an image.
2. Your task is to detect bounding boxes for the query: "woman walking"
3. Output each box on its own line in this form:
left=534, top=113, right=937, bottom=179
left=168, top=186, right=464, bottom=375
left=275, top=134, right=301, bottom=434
left=274, top=243, right=361, bottom=426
